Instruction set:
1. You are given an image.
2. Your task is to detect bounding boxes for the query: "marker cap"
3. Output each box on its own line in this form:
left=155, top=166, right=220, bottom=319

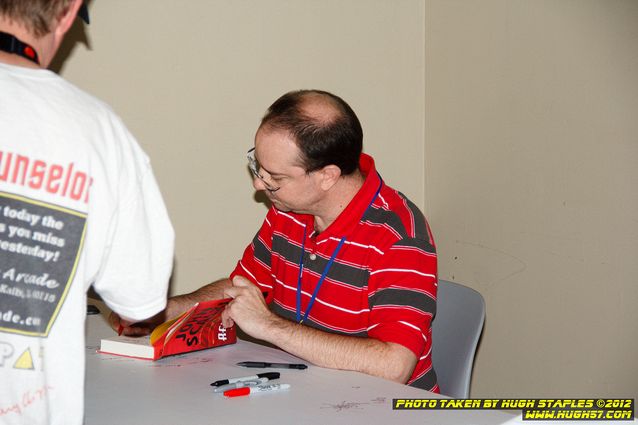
left=224, top=387, right=251, bottom=397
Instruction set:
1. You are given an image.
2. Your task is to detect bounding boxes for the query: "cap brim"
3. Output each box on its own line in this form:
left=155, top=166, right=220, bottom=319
left=78, top=3, right=90, bottom=24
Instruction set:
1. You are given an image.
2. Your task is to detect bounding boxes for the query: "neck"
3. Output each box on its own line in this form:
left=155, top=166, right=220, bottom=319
left=313, top=170, right=365, bottom=232
left=0, top=49, right=40, bottom=68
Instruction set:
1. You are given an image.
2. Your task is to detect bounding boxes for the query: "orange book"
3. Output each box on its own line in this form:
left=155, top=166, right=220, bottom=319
left=99, top=298, right=236, bottom=360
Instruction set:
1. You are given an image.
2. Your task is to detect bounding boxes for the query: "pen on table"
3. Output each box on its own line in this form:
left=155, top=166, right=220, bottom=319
left=224, top=383, right=291, bottom=398
left=212, top=378, right=268, bottom=393
left=237, top=361, right=308, bottom=370
left=210, top=372, right=280, bottom=387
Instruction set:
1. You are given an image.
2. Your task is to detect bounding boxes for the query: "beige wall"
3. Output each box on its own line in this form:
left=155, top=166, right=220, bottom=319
left=426, top=0, right=638, bottom=398
left=59, top=0, right=636, bottom=399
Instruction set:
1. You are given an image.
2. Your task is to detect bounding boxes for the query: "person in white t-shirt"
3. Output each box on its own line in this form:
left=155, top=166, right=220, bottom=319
left=0, top=1, right=174, bottom=424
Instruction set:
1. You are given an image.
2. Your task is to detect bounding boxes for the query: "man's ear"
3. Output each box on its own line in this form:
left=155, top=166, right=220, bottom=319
left=54, top=0, right=83, bottom=38
left=318, top=165, right=342, bottom=191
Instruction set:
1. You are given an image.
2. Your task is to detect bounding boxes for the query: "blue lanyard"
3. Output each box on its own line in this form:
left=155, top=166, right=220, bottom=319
left=295, top=175, right=383, bottom=324
left=296, top=231, right=346, bottom=323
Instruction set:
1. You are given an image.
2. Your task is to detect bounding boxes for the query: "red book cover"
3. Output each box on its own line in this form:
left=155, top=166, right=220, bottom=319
left=99, top=298, right=236, bottom=360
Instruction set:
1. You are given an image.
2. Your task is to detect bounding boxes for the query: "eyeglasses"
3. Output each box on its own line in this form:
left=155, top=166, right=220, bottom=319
left=247, top=148, right=281, bottom=192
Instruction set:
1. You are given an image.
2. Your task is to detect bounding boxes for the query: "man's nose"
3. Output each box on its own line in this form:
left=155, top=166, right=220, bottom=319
left=252, top=176, right=267, bottom=191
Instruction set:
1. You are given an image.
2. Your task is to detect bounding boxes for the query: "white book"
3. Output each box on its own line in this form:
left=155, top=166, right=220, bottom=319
left=99, top=335, right=158, bottom=360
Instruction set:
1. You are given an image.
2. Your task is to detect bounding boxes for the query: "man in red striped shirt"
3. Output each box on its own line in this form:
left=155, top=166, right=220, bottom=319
left=118, top=89, right=439, bottom=391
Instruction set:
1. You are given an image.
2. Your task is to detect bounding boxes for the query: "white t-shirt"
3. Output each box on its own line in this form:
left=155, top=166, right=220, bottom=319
left=0, top=63, right=174, bottom=425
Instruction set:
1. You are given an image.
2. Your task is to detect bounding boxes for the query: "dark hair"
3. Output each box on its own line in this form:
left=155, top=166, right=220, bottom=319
left=259, top=90, right=363, bottom=175
left=0, top=0, right=73, bottom=37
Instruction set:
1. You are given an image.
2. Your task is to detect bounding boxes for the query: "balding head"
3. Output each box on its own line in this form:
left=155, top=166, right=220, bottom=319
left=298, top=91, right=341, bottom=124
left=259, top=90, right=363, bottom=175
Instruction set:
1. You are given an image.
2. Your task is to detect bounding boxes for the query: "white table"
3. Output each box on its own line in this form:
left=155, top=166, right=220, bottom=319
left=84, top=305, right=517, bottom=425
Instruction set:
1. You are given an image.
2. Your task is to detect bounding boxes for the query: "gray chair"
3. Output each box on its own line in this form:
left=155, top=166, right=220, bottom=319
left=431, top=279, right=486, bottom=398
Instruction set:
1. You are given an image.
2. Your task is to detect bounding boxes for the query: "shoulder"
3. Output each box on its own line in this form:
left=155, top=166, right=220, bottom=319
left=54, top=78, right=150, bottom=162
left=365, top=185, right=433, bottom=243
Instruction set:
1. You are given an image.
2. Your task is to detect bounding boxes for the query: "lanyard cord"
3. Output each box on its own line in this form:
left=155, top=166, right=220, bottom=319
left=295, top=227, right=307, bottom=323
left=296, top=232, right=346, bottom=324
left=295, top=174, right=383, bottom=324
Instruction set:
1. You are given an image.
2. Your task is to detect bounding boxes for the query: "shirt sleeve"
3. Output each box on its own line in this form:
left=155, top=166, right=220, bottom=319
left=230, top=207, right=278, bottom=302
left=92, top=122, right=174, bottom=321
left=366, top=237, right=437, bottom=357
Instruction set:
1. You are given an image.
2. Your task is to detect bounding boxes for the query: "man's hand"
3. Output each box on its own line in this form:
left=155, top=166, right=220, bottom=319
left=107, top=297, right=191, bottom=336
left=222, top=276, right=276, bottom=338
left=108, top=310, right=166, bottom=336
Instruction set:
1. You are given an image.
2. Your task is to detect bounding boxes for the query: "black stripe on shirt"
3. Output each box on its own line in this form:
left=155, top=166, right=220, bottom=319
left=391, top=237, right=436, bottom=255
left=272, top=234, right=370, bottom=289
left=409, top=367, right=438, bottom=391
left=369, top=287, right=436, bottom=315
left=252, top=232, right=272, bottom=267
left=398, top=191, right=429, bottom=240
left=363, top=205, right=408, bottom=238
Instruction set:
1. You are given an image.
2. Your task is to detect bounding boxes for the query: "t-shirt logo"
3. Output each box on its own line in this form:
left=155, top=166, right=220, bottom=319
left=0, top=192, right=87, bottom=337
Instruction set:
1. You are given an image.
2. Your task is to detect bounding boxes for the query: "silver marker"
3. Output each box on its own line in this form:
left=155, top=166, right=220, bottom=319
left=212, top=378, right=268, bottom=393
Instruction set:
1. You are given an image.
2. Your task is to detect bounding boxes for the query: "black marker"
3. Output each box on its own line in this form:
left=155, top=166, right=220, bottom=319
left=210, top=372, right=280, bottom=387
left=237, top=361, right=308, bottom=370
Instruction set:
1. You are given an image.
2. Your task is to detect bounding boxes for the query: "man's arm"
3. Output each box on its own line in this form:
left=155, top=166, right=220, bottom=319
left=223, top=277, right=418, bottom=383
left=109, top=278, right=233, bottom=335
left=269, top=316, right=417, bottom=383
left=166, top=278, right=233, bottom=318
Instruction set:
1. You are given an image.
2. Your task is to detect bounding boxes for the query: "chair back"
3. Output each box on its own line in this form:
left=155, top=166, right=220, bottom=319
left=431, top=279, right=486, bottom=398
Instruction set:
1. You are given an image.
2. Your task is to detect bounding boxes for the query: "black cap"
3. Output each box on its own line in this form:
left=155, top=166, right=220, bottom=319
left=77, top=2, right=90, bottom=24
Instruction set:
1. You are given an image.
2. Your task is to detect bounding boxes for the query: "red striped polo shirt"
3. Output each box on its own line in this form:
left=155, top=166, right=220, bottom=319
left=231, top=153, right=438, bottom=392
